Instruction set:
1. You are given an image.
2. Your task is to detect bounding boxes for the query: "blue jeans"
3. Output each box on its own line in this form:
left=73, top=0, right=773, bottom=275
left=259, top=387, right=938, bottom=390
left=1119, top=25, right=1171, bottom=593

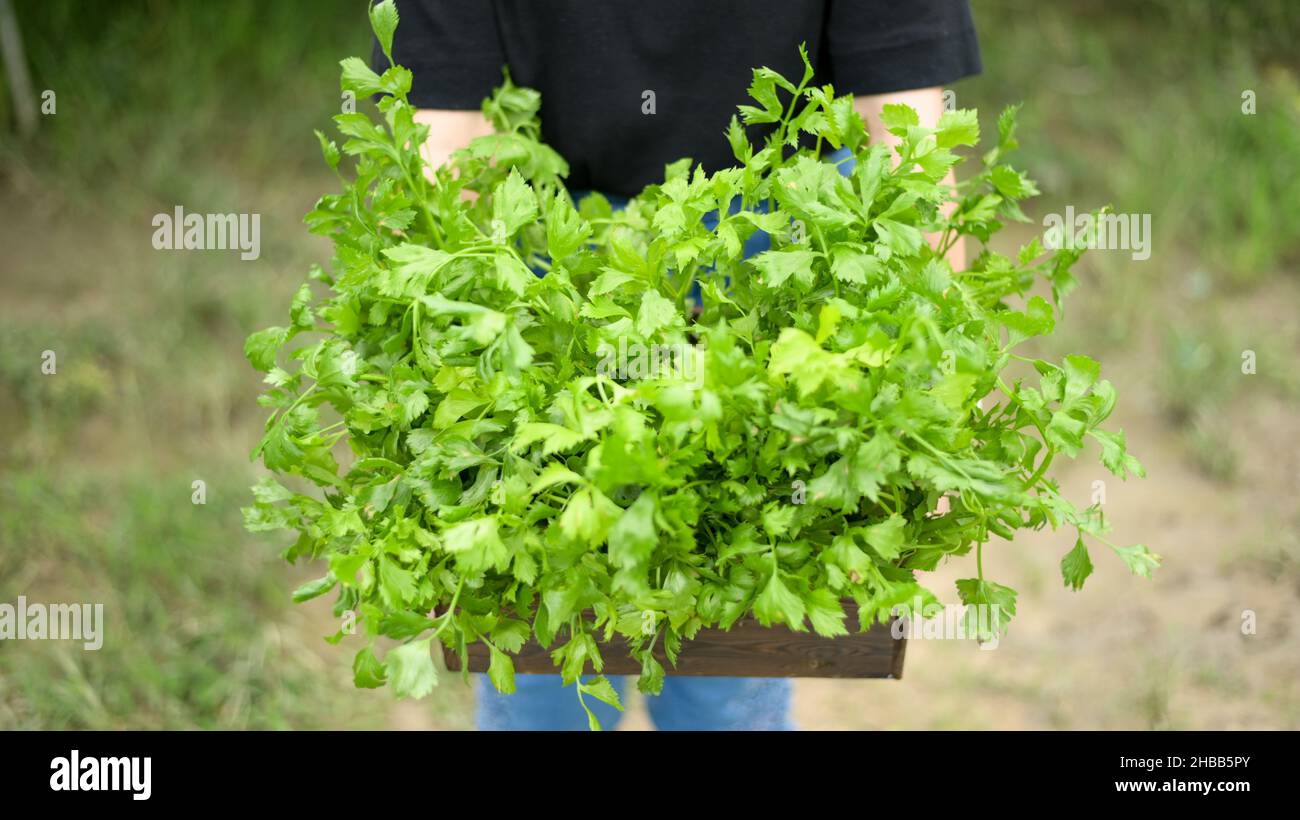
left=475, top=674, right=795, bottom=731
left=474, top=187, right=802, bottom=731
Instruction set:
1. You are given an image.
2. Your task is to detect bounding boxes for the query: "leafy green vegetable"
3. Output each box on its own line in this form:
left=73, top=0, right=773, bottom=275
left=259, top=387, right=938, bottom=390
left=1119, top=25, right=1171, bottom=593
left=245, top=2, right=1156, bottom=720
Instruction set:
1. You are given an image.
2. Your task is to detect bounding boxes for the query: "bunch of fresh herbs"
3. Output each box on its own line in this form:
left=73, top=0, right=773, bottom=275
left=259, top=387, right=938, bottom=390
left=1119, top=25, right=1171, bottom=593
left=244, top=2, right=1155, bottom=727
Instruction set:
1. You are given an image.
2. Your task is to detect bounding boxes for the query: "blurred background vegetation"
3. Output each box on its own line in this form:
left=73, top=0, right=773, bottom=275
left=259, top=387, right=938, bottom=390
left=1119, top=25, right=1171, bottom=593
left=0, top=0, right=1296, bottom=729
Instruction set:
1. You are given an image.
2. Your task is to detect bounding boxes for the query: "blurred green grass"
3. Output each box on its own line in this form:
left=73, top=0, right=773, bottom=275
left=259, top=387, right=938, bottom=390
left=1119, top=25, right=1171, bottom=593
left=969, top=0, right=1300, bottom=284
left=966, top=0, right=1300, bottom=479
left=0, top=470, right=387, bottom=728
left=0, top=0, right=465, bottom=729
left=0, top=1, right=362, bottom=203
left=0, top=0, right=1296, bottom=729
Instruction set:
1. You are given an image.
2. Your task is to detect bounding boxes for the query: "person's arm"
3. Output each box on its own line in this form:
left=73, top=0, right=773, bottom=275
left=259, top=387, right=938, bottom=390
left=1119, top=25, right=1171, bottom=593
left=854, top=87, right=965, bottom=270
left=824, top=0, right=981, bottom=268
left=377, top=3, right=502, bottom=178
left=414, top=109, right=495, bottom=182
left=857, top=86, right=962, bottom=519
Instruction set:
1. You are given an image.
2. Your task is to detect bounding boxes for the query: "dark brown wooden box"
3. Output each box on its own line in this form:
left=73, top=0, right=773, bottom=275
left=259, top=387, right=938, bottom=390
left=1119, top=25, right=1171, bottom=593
left=443, top=601, right=906, bottom=679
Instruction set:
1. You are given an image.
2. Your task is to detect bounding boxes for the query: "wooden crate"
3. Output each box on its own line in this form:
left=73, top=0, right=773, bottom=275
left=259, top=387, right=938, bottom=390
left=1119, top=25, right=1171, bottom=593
left=443, top=601, right=905, bottom=679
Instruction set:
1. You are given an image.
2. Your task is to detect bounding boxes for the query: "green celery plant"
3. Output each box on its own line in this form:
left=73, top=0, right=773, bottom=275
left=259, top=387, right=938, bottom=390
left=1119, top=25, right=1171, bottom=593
left=244, top=1, right=1155, bottom=728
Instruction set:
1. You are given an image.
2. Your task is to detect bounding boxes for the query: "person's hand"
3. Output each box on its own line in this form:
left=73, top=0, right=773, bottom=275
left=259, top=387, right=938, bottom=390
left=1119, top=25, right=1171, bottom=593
left=414, top=108, right=495, bottom=187
left=853, top=87, right=965, bottom=270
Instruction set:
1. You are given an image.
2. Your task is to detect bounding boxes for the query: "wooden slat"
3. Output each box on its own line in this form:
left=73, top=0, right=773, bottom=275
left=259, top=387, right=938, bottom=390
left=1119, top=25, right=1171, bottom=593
left=443, top=601, right=905, bottom=679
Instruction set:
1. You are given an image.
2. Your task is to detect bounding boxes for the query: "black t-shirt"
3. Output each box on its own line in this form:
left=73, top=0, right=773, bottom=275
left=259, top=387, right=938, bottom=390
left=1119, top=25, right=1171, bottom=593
left=378, top=0, right=981, bottom=196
